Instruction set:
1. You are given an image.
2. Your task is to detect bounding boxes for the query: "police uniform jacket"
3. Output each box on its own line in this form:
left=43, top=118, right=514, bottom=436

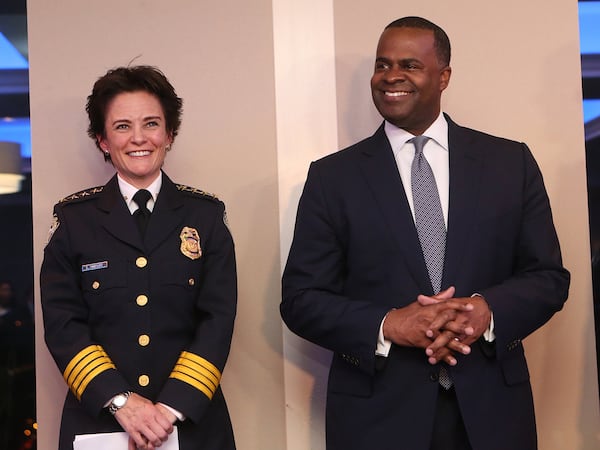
left=41, top=172, right=237, bottom=450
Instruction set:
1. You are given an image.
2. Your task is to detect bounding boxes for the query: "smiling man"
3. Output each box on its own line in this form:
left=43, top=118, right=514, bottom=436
left=281, top=16, right=569, bottom=450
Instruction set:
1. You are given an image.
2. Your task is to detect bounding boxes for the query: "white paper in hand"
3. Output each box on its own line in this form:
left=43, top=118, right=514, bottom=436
left=73, top=425, right=179, bottom=450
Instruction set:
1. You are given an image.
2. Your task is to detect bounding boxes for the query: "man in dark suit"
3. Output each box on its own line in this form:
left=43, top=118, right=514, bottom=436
left=281, top=16, right=569, bottom=450
left=41, top=66, right=237, bottom=450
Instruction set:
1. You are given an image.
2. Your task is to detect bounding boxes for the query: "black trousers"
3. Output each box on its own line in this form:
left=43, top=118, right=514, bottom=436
left=429, top=386, right=472, bottom=450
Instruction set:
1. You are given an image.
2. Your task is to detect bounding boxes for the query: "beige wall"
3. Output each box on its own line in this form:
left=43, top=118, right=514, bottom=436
left=28, top=0, right=599, bottom=449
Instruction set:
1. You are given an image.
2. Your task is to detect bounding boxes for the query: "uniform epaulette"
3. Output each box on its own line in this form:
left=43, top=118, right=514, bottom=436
left=176, top=184, right=220, bottom=202
left=58, top=186, right=105, bottom=204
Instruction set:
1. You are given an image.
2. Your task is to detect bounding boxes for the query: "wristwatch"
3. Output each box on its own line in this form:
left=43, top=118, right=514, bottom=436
left=108, top=391, right=132, bottom=415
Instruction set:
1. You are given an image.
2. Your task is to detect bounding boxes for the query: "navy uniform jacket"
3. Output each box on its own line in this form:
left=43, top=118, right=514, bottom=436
left=41, top=173, right=237, bottom=450
left=281, top=116, right=570, bottom=450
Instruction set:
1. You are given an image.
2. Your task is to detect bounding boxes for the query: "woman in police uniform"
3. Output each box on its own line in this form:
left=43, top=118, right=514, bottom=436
left=40, top=66, right=237, bottom=450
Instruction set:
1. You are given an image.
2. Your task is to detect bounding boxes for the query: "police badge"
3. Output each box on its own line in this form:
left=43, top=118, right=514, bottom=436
left=180, top=226, right=202, bottom=260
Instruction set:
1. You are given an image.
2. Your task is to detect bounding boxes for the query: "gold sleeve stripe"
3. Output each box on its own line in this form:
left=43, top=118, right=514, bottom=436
left=63, top=345, right=116, bottom=400
left=170, top=371, right=215, bottom=400
left=172, top=361, right=218, bottom=391
left=179, top=351, right=221, bottom=380
left=174, top=358, right=219, bottom=389
left=70, top=358, right=115, bottom=397
left=65, top=348, right=109, bottom=386
left=75, top=362, right=115, bottom=400
left=168, top=351, right=222, bottom=398
left=63, top=345, right=100, bottom=382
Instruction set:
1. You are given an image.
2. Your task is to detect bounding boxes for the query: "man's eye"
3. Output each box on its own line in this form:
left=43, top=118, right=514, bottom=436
left=146, top=121, right=159, bottom=128
left=115, top=123, right=129, bottom=130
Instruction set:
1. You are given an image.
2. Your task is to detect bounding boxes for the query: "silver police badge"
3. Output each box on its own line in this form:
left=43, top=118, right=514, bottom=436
left=180, top=226, right=202, bottom=260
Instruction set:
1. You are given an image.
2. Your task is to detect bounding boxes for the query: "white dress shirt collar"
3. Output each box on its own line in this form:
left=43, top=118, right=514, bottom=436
left=383, top=112, right=448, bottom=152
left=384, top=112, right=450, bottom=227
left=118, top=172, right=163, bottom=214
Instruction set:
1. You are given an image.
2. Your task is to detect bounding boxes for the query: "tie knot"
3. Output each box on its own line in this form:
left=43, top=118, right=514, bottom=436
left=132, top=189, right=152, bottom=211
left=410, top=135, right=430, bottom=155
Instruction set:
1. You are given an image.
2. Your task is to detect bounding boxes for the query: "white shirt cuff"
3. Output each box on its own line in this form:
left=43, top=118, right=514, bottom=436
left=376, top=313, right=393, bottom=356
left=471, top=293, right=495, bottom=342
left=483, top=312, right=495, bottom=342
left=159, top=403, right=186, bottom=422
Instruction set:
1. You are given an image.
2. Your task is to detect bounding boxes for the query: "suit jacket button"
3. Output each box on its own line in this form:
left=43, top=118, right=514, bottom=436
left=429, top=372, right=439, bottom=382
left=138, top=375, right=150, bottom=387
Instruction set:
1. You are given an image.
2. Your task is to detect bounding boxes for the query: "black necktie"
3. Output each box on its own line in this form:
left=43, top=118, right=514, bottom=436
left=132, top=189, right=152, bottom=236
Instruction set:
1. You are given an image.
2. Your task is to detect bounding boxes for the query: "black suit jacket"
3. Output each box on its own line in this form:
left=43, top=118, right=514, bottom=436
left=41, top=173, right=237, bottom=450
left=281, top=116, right=570, bottom=450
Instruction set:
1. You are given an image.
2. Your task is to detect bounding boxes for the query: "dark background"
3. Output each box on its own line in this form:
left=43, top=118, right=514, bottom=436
left=0, top=0, right=35, bottom=448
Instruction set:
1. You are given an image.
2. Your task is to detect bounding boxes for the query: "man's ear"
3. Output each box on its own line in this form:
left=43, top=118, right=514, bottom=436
left=440, top=66, right=452, bottom=91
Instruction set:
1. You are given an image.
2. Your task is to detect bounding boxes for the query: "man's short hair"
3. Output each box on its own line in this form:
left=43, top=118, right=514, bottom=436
left=385, top=16, right=451, bottom=67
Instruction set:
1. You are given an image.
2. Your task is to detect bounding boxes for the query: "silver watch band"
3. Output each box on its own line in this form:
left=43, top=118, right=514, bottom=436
left=108, top=391, right=132, bottom=415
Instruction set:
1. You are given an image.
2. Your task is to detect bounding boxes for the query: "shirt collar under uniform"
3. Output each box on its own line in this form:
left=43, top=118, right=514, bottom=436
left=118, top=172, right=163, bottom=214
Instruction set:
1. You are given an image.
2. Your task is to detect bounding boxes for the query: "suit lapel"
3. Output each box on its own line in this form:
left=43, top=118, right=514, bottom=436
left=442, top=116, right=483, bottom=287
left=359, top=125, right=432, bottom=292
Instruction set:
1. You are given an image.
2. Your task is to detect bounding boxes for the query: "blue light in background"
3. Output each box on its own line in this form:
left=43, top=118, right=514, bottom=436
left=584, top=99, right=600, bottom=124
left=580, top=2, right=600, bottom=124
left=579, top=2, right=600, bottom=54
left=0, top=30, right=30, bottom=159
left=0, top=32, right=28, bottom=69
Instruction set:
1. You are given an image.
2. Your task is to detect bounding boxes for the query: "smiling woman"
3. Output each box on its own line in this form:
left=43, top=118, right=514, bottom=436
left=40, top=65, right=238, bottom=450
left=97, top=91, right=173, bottom=188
